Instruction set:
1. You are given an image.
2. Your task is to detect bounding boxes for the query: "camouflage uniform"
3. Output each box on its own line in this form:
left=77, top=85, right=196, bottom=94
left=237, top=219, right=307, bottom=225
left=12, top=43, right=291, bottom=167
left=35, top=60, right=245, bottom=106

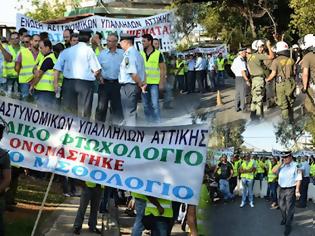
left=301, top=52, right=315, bottom=114
left=247, top=53, right=271, bottom=118
left=270, top=56, right=296, bottom=121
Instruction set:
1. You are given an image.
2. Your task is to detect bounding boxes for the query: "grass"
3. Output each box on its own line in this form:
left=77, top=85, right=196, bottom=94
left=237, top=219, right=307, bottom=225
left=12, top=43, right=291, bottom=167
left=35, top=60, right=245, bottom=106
left=5, top=175, right=67, bottom=235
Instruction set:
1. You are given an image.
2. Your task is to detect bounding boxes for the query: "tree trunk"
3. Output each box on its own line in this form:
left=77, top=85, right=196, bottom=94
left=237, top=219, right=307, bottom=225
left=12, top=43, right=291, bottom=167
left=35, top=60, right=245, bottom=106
left=248, top=13, right=257, bottom=38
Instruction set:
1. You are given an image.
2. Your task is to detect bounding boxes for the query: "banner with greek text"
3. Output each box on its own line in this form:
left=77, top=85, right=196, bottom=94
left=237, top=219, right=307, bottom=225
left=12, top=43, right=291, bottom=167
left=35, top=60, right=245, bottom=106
left=182, top=45, right=228, bottom=56
left=208, top=147, right=234, bottom=165
left=0, top=96, right=209, bottom=204
left=16, top=12, right=175, bottom=52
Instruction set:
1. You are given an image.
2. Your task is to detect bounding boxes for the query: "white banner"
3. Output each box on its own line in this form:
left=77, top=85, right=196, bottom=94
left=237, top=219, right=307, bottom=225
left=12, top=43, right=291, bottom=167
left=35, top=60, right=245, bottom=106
left=182, top=45, right=228, bottom=56
left=0, top=96, right=209, bottom=205
left=208, top=147, right=234, bottom=165
left=16, top=12, right=175, bottom=52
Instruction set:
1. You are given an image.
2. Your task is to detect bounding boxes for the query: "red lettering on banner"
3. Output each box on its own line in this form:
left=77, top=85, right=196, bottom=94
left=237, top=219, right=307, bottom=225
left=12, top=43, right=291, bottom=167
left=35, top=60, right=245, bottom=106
left=22, top=140, right=33, bottom=152
left=155, top=26, right=161, bottom=35
left=67, top=149, right=78, bottom=161
left=10, top=138, right=21, bottom=148
left=34, top=143, right=45, bottom=155
left=115, top=160, right=124, bottom=171
left=102, top=157, right=113, bottom=169
left=56, top=148, right=65, bottom=158
left=88, top=155, right=101, bottom=166
left=79, top=153, right=89, bottom=163
left=162, top=25, right=170, bottom=35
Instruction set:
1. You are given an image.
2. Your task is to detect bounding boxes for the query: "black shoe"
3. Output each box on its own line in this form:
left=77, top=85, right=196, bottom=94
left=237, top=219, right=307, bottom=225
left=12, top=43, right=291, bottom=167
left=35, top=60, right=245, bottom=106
left=295, top=204, right=306, bottom=208
left=89, top=228, right=101, bottom=234
left=284, top=225, right=291, bottom=236
left=73, top=228, right=80, bottom=235
left=5, top=205, right=15, bottom=212
left=280, top=219, right=286, bottom=225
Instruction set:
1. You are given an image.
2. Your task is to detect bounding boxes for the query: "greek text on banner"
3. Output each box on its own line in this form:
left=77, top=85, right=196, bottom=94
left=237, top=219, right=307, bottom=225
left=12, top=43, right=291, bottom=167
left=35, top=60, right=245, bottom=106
left=0, top=97, right=209, bottom=205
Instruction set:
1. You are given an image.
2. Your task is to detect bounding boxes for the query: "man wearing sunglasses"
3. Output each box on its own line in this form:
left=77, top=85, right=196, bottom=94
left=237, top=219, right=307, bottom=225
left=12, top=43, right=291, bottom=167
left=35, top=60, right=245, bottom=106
left=272, top=151, right=302, bottom=236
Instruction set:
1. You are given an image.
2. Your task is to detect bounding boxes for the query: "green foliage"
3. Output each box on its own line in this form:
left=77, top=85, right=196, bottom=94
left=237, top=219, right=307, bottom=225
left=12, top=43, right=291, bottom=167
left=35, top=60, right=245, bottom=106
left=289, top=0, right=315, bottom=36
left=274, top=120, right=305, bottom=148
left=18, top=0, right=81, bottom=21
left=304, top=115, right=315, bottom=146
left=210, top=119, right=246, bottom=149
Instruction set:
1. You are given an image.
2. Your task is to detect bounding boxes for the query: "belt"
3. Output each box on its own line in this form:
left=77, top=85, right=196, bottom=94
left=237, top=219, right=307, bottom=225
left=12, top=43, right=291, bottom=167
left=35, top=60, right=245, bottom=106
left=120, top=83, right=136, bottom=86
left=104, top=79, right=118, bottom=83
left=280, top=186, right=295, bottom=190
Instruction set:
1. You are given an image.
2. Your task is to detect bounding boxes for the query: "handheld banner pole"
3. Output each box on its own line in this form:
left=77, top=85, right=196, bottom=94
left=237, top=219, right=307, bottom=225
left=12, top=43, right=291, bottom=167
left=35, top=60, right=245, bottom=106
left=31, top=173, right=55, bottom=236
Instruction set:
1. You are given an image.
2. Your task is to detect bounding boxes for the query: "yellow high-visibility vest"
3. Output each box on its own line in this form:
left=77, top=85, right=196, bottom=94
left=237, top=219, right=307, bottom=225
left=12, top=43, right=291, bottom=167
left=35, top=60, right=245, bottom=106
left=19, top=47, right=43, bottom=83
left=240, top=160, right=255, bottom=180
left=257, top=160, right=265, bottom=174
left=176, top=60, right=185, bottom=75
left=34, top=53, right=56, bottom=92
left=131, top=192, right=147, bottom=200
left=197, top=183, right=210, bottom=235
left=85, top=181, right=104, bottom=189
left=145, top=198, right=173, bottom=218
left=267, top=163, right=277, bottom=183
left=310, top=163, right=315, bottom=177
left=217, top=58, right=225, bottom=71
left=232, top=160, right=240, bottom=177
left=141, top=50, right=161, bottom=85
left=4, top=45, right=19, bottom=78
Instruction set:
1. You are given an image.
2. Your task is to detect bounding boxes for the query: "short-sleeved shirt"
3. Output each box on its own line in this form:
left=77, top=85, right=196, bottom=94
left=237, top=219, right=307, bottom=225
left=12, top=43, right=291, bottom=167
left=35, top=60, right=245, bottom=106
left=270, top=55, right=294, bottom=79
left=188, top=59, right=195, bottom=71
left=301, top=52, right=315, bottom=83
left=217, top=162, right=233, bottom=179
left=0, top=148, right=10, bottom=195
left=195, top=57, right=203, bottom=71
left=278, top=161, right=302, bottom=188
left=54, top=42, right=101, bottom=81
left=208, top=57, right=216, bottom=71
left=39, top=52, right=54, bottom=73
left=231, top=56, right=247, bottom=77
left=119, top=46, right=145, bottom=84
left=247, top=53, right=270, bottom=76
left=98, top=48, right=124, bottom=80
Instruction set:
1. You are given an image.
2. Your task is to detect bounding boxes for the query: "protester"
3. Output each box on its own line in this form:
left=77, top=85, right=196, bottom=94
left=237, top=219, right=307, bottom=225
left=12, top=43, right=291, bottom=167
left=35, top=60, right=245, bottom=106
left=0, top=121, right=11, bottom=236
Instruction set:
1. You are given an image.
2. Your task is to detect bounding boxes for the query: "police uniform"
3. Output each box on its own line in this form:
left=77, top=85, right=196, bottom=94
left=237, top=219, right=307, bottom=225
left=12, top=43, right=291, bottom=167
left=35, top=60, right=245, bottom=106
left=276, top=152, right=302, bottom=235
left=53, top=29, right=101, bottom=118
left=270, top=56, right=296, bottom=121
left=301, top=51, right=315, bottom=114
left=119, top=34, right=145, bottom=126
left=247, top=53, right=271, bottom=119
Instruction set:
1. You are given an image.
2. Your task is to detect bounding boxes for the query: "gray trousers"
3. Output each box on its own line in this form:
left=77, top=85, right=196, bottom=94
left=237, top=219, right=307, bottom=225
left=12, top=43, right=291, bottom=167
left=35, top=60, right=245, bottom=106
left=120, top=84, right=139, bottom=126
left=73, top=186, right=102, bottom=230
left=278, top=187, right=296, bottom=226
left=235, top=76, right=246, bottom=111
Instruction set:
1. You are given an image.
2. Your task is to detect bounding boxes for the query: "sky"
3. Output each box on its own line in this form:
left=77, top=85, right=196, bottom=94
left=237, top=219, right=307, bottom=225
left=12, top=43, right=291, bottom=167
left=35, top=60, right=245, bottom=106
left=0, top=0, right=31, bottom=27
left=242, top=117, right=285, bottom=152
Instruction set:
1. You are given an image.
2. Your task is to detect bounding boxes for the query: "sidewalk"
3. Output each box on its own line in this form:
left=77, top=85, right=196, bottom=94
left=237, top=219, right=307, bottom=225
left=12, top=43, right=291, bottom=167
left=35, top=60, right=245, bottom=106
left=41, top=196, right=120, bottom=236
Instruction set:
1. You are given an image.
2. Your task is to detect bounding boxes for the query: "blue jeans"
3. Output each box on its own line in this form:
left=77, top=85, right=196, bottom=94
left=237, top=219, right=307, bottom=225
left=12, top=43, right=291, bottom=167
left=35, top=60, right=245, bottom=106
left=131, top=198, right=146, bottom=236
left=19, top=83, right=30, bottom=99
left=219, top=179, right=233, bottom=200
left=241, top=178, right=254, bottom=203
left=151, top=218, right=169, bottom=236
left=269, top=182, right=278, bottom=204
left=141, top=84, right=160, bottom=123
left=216, top=71, right=225, bottom=88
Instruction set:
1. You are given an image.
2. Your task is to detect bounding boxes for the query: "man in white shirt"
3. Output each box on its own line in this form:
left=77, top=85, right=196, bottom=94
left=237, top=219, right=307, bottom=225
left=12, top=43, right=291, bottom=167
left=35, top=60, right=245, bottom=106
left=231, top=48, right=251, bottom=112
left=207, top=53, right=217, bottom=91
left=194, top=53, right=205, bottom=93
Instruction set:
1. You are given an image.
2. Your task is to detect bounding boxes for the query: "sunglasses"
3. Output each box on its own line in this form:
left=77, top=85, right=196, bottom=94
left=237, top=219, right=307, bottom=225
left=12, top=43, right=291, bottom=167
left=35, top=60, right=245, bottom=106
left=23, top=41, right=30, bottom=44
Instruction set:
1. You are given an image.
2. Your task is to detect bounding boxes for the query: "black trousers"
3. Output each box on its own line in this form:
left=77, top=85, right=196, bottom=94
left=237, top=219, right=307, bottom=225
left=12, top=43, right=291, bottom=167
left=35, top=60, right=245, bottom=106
left=229, top=176, right=237, bottom=195
left=298, top=177, right=310, bottom=207
left=96, top=81, right=123, bottom=123
left=195, top=71, right=204, bottom=92
left=187, top=71, right=195, bottom=93
left=62, top=78, right=94, bottom=118
left=279, top=187, right=296, bottom=226
left=235, top=76, right=247, bottom=111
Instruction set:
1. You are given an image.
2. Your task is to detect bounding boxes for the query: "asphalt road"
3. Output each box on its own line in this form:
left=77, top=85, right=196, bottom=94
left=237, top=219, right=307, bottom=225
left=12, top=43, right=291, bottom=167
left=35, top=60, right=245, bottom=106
left=210, top=198, right=315, bottom=236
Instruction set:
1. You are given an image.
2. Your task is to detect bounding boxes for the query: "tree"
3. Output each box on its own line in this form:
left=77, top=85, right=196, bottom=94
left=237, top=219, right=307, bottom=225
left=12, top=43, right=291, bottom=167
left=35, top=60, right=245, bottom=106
left=304, top=115, right=315, bottom=146
left=17, top=0, right=81, bottom=21
left=290, top=0, right=315, bottom=36
left=274, top=120, right=305, bottom=148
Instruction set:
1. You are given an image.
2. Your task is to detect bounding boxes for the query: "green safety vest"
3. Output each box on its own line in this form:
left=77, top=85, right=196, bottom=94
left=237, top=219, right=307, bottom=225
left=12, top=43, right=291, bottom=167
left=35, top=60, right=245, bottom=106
left=217, top=58, right=225, bottom=71
left=184, top=61, right=188, bottom=73
left=310, top=163, right=315, bottom=177
left=94, top=47, right=102, bottom=56
left=131, top=192, right=147, bottom=200
left=197, top=183, right=210, bottom=235
left=232, top=160, right=240, bottom=177
left=145, top=198, right=173, bottom=218
left=4, top=45, right=20, bottom=78
left=240, top=160, right=255, bottom=180
left=19, top=47, right=43, bottom=83
left=85, top=181, right=104, bottom=188
left=141, top=50, right=161, bottom=85
left=35, top=53, right=56, bottom=92
left=176, top=60, right=184, bottom=75
left=267, top=163, right=277, bottom=183
left=257, top=160, right=265, bottom=174
left=227, top=54, right=235, bottom=65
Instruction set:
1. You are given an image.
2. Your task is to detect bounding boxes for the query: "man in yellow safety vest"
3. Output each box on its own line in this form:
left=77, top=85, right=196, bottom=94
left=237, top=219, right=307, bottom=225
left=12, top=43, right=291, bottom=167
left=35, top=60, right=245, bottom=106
left=140, top=33, right=166, bottom=123
left=15, top=34, right=43, bottom=100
